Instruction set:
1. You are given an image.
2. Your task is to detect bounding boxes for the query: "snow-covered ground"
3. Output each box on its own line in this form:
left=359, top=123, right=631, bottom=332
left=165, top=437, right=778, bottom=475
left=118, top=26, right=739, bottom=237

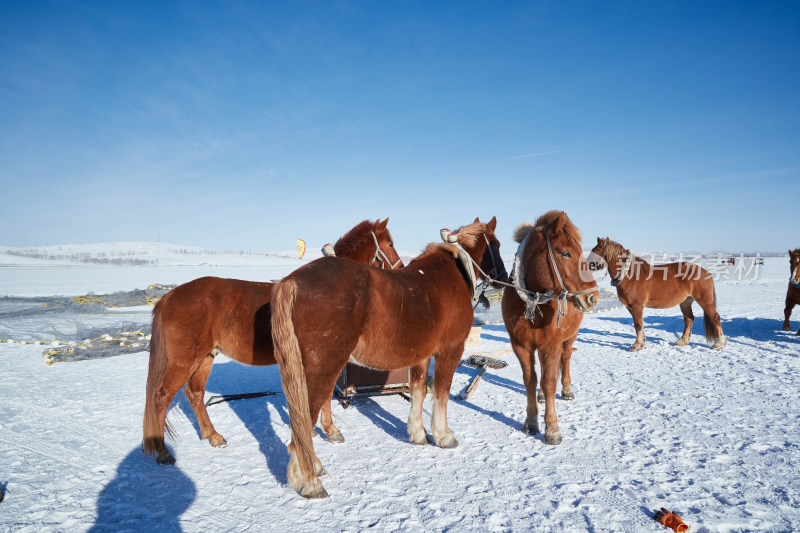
left=1, top=244, right=798, bottom=532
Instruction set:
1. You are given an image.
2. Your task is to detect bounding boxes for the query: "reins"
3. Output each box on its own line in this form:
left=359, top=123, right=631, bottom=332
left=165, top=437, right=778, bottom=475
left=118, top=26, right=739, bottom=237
left=440, top=227, right=594, bottom=327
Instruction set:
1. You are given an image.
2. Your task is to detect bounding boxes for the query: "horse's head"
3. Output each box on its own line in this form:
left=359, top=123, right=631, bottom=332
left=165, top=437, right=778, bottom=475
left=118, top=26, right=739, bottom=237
left=370, top=218, right=404, bottom=269
left=588, top=237, right=610, bottom=273
left=790, top=248, right=800, bottom=285
left=474, top=216, right=508, bottom=286
left=333, top=219, right=403, bottom=270
left=516, top=211, right=598, bottom=312
left=447, top=216, right=507, bottom=286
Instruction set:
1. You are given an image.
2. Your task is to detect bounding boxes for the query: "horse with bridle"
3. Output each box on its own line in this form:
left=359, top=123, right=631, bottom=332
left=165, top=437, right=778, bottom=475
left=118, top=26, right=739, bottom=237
left=271, top=217, right=506, bottom=498
left=590, top=237, right=726, bottom=351
left=142, top=219, right=403, bottom=465
left=783, top=248, right=800, bottom=334
left=502, top=211, right=598, bottom=446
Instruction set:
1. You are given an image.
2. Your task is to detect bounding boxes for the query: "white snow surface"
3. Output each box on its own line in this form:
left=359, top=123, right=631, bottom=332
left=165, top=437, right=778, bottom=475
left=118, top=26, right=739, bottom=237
left=1, top=244, right=799, bottom=532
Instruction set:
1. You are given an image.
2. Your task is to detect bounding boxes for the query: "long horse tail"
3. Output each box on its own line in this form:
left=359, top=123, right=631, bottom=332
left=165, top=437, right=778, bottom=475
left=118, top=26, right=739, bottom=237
left=142, top=296, right=175, bottom=457
left=271, top=278, right=327, bottom=498
left=703, top=283, right=721, bottom=343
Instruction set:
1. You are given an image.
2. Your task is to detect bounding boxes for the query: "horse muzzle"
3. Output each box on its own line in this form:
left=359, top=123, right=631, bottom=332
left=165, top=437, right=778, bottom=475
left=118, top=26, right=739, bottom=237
left=575, top=290, right=599, bottom=313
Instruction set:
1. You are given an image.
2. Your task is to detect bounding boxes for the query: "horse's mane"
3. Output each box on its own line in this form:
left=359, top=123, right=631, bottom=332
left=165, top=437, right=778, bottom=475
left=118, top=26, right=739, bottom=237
left=415, top=222, right=484, bottom=261
left=513, top=210, right=582, bottom=245
left=334, top=220, right=374, bottom=256
left=601, top=239, right=628, bottom=266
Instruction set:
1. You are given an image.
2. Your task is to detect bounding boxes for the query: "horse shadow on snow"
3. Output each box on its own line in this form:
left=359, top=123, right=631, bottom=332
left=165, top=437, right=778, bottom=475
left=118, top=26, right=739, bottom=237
left=590, top=314, right=798, bottom=348
left=90, top=448, right=195, bottom=532
left=176, top=359, right=291, bottom=484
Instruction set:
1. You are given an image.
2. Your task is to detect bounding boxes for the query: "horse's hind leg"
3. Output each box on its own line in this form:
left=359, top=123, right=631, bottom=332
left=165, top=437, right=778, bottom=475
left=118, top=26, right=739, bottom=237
left=407, top=359, right=431, bottom=445
left=319, top=403, right=343, bottom=443
left=676, top=297, right=694, bottom=346
left=560, top=336, right=576, bottom=400
left=430, top=348, right=461, bottom=448
left=185, top=354, right=227, bottom=447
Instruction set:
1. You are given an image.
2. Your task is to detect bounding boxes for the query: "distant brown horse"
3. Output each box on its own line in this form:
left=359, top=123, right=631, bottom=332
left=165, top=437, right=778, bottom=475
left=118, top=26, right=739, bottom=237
left=271, top=217, right=506, bottom=498
left=783, top=248, right=800, bottom=334
left=142, top=219, right=403, bottom=465
left=590, top=237, right=726, bottom=351
left=502, top=211, right=598, bottom=446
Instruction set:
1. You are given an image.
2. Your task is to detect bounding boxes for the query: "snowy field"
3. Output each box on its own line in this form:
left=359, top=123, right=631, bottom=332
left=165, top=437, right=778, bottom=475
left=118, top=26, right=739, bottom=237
left=1, top=244, right=798, bottom=532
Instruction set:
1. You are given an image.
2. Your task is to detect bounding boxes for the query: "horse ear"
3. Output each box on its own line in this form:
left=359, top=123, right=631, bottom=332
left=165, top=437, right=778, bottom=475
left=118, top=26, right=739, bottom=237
left=487, top=216, right=497, bottom=233
left=597, top=237, right=603, bottom=245
left=549, top=211, right=567, bottom=237
left=378, top=218, right=388, bottom=230
left=474, top=217, right=480, bottom=224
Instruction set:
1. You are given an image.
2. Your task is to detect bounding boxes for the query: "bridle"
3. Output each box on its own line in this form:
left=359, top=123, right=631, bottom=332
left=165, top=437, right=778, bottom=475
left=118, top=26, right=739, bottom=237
left=791, top=256, right=800, bottom=289
left=320, top=231, right=402, bottom=270
left=511, top=230, right=597, bottom=326
left=370, top=231, right=402, bottom=269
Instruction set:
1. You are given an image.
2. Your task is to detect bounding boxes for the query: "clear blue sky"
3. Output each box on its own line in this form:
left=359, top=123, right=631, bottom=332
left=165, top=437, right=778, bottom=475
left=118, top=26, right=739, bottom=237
left=1, top=1, right=798, bottom=254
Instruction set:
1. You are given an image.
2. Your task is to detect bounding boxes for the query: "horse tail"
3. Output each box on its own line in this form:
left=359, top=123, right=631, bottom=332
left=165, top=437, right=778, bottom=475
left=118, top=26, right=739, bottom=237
left=703, top=283, right=721, bottom=343
left=142, top=295, right=175, bottom=457
left=271, top=278, right=325, bottom=497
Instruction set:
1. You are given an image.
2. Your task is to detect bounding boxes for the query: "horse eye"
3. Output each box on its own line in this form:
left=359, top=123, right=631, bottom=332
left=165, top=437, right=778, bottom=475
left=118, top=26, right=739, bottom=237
left=559, top=251, right=572, bottom=258
left=389, top=243, right=394, bottom=248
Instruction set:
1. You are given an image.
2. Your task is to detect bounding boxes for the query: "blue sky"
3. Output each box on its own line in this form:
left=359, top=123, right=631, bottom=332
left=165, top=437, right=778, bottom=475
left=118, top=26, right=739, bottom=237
left=1, top=1, right=798, bottom=254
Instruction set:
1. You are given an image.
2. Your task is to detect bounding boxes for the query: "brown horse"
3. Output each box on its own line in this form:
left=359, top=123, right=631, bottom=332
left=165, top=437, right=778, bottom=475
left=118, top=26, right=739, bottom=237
left=502, top=211, right=598, bottom=446
left=142, top=219, right=403, bottom=465
left=271, top=217, right=506, bottom=498
left=590, top=237, right=726, bottom=351
left=783, top=248, right=800, bottom=334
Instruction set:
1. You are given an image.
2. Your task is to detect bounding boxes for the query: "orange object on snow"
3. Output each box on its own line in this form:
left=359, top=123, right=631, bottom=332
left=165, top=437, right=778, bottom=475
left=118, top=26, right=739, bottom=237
left=654, top=508, right=688, bottom=532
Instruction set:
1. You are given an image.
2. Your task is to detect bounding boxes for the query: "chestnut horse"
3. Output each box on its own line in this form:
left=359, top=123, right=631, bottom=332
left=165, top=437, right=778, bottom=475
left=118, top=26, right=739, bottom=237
left=271, top=217, right=505, bottom=498
left=502, top=211, right=599, bottom=446
left=143, top=219, right=403, bottom=465
left=783, top=248, right=800, bottom=334
left=590, top=237, right=726, bottom=351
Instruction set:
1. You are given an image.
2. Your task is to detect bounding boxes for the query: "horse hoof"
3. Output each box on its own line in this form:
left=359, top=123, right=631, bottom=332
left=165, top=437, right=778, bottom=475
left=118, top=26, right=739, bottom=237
left=545, top=434, right=563, bottom=446
left=209, top=435, right=228, bottom=448
left=537, top=392, right=544, bottom=404
left=326, top=432, right=345, bottom=444
left=713, top=337, right=728, bottom=350
left=782, top=323, right=791, bottom=331
left=156, top=450, right=176, bottom=465
left=437, top=434, right=459, bottom=449
left=675, top=339, right=688, bottom=347
left=561, top=391, right=575, bottom=401
left=522, top=422, right=540, bottom=435
left=408, top=433, right=429, bottom=445
left=630, top=344, right=643, bottom=352
left=299, top=480, right=328, bottom=499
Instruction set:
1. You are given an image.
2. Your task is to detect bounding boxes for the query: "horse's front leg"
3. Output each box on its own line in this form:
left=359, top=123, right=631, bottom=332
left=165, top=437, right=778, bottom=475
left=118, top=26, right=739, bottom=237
left=407, top=359, right=431, bottom=445
left=784, top=294, right=795, bottom=331
left=629, top=304, right=646, bottom=351
left=514, top=344, right=540, bottom=434
left=430, top=348, right=461, bottom=448
left=539, top=346, right=563, bottom=445
left=560, top=336, right=576, bottom=400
